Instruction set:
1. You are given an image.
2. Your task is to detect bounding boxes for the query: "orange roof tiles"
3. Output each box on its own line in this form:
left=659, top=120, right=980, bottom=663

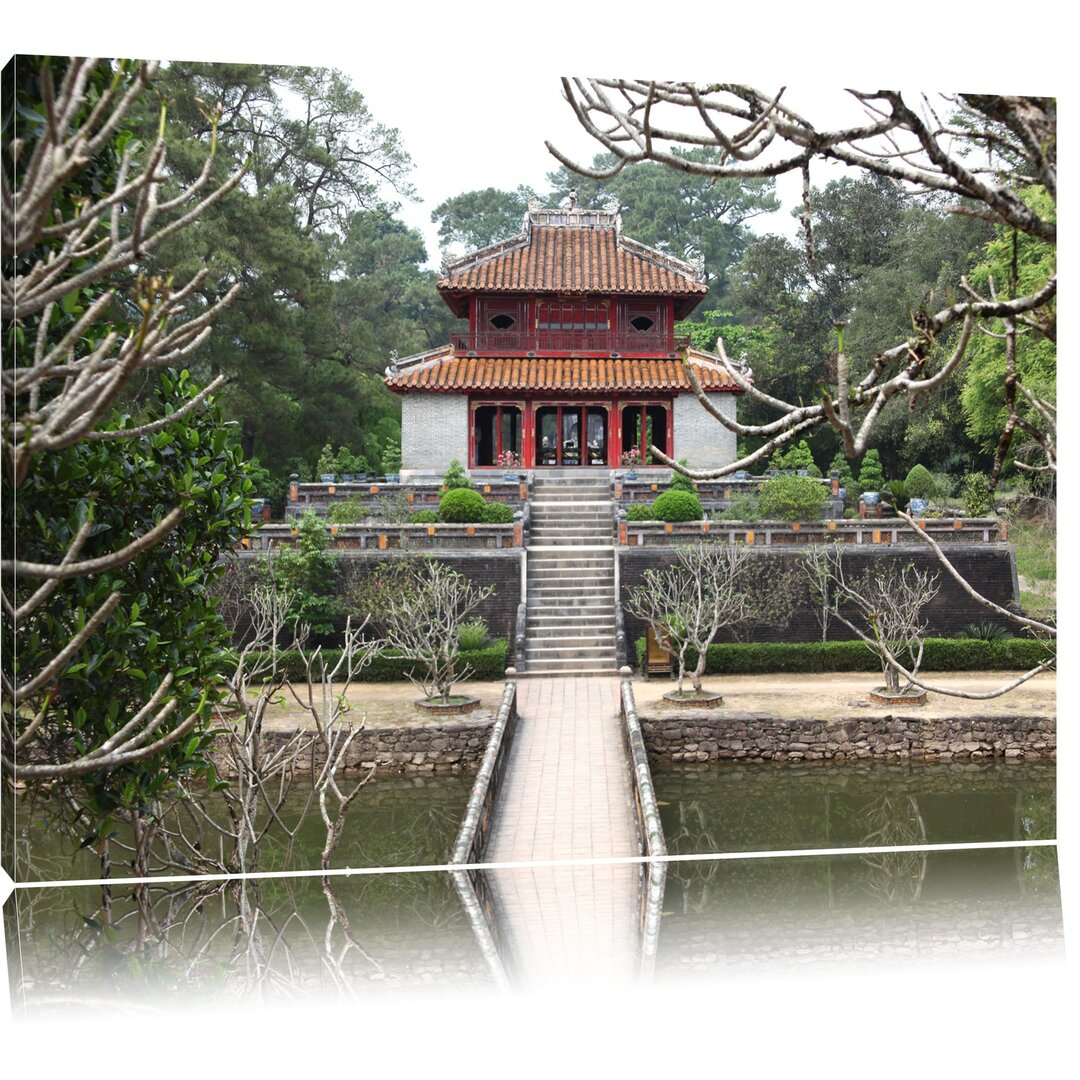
left=385, top=350, right=741, bottom=394
left=438, top=225, right=708, bottom=296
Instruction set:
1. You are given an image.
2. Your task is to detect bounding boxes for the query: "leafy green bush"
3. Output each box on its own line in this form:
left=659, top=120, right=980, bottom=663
left=481, top=501, right=515, bottom=524
left=959, top=621, right=1013, bottom=642
left=904, top=464, right=936, bottom=500
left=439, top=487, right=488, bottom=522
left=381, top=436, right=402, bottom=475
left=626, top=502, right=655, bottom=521
left=829, top=451, right=858, bottom=498
left=457, top=619, right=489, bottom=650
left=963, top=472, right=993, bottom=516
left=651, top=489, right=704, bottom=522
left=668, top=460, right=696, bottom=492
left=886, top=479, right=908, bottom=511
left=411, top=509, right=438, bottom=523
left=329, top=496, right=369, bottom=523
left=251, top=641, right=509, bottom=683
left=442, top=459, right=473, bottom=490
left=858, top=449, right=885, bottom=493
left=634, top=636, right=1053, bottom=674
left=270, top=511, right=339, bottom=634
left=715, top=492, right=761, bottom=521
left=758, top=474, right=826, bottom=520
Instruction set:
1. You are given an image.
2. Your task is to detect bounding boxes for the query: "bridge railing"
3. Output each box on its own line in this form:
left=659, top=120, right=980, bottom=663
left=619, top=670, right=668, bottom=978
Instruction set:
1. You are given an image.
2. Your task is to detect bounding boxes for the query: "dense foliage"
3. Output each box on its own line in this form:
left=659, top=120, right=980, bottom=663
left=651, top=490, right=704, bottom=522
left=635, top=636, right=1054, bottom=675
left=7, top=372, right=251, bottom=826
left=758, top=475, right=827, bottom=520
left=438, top=488, right=488, bottom=522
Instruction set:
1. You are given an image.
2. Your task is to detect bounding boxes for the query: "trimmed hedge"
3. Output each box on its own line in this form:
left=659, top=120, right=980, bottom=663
left=652, top=489, right=704, bottom=522
left=247, top=640, right=509, bottom=683
left=634, top=636, right=1054, bottom=675
left=439, top=487, right=488, bottom=522
left=481, top=501, right=515, bottom=524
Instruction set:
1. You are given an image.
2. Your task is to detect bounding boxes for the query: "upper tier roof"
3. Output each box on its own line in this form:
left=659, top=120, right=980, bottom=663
left=436, top=203, right=709, bottom=313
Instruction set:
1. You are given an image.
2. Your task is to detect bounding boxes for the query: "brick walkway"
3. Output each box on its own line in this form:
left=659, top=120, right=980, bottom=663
left=483, top=676, right=642, bottom=984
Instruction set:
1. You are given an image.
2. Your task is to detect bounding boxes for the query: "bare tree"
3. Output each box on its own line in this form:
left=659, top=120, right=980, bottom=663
left=359, top=558, right=494, bottom=704
left=161, top=568, right=381, bottom=876
left=814, top=549, right=940, bottom=696
left=626, top=542, right=752, bottom=695
left=548, top=82, right=1056, bottom=486
left=804, top=544, right=1053, bottom=700
left=3, top=57, right=247, bottom=784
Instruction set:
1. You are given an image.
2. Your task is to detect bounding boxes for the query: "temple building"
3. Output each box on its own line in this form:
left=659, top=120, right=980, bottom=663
left=385, top=201, right=743, bottom=478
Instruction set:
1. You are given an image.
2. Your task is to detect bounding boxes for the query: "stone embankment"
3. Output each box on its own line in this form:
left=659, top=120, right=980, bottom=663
left=224, top=719, right=495, bottom=777
left=638, top=711, right=1055, bottom=764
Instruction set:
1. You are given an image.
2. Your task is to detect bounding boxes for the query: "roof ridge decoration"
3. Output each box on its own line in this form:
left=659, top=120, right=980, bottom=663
left=437, top=200, right=707, bottom=290
left=384, top=342, right=453, bottom=377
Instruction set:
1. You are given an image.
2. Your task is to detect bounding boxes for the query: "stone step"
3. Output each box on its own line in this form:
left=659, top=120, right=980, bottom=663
left=527, top=558, right=614, bottom=572
left=528, top=573, right=614, bottom=589
left=517, top=665, right=619, bottom=677
left=526, top=624, right=615, bottom=640
left=528, top=534, right=613, bottom=547
left=528, top=584, right=614, bottom=598
left=525, top=644, right=619, bottom=661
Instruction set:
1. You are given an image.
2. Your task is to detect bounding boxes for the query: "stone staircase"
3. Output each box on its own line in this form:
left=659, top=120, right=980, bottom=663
left=523, top=476, right=618, bottom=675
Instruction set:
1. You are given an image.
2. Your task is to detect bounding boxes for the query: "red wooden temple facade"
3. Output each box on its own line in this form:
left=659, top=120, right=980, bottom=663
left=386, top=203, right=744, bottom=476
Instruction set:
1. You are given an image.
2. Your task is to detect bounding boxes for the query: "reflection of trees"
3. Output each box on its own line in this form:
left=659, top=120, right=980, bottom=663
left=856, top=794, right=929, bottom=905
left=9, top=871, right=488, bottom=1013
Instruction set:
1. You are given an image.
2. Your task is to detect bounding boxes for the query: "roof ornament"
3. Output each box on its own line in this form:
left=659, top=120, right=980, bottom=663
left=690, top=253, right=706, bottom=280
left=388, top=348, right=400, bottom=373
left=602, top=196, right=620, bottom=215
left=528, top=197, right=543, bottom=211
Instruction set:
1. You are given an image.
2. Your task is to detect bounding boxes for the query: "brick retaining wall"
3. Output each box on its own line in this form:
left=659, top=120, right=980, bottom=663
left=619, top=544, right=1020, bottom=646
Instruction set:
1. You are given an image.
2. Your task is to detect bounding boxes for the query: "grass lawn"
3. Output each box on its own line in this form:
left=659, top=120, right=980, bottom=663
left=1010, top=514, right=1056, bottom=619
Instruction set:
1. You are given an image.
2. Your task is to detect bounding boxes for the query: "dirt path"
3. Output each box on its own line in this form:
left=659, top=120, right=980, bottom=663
left=256, top=670, right=1054, bottom=731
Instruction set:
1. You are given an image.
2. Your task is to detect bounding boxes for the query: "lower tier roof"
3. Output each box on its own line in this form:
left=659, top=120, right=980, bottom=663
left=384, top=347, right=743, bottom=394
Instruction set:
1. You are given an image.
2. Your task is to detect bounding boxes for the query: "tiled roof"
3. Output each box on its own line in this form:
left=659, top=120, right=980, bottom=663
left=385, top=348, right=741, bottom=394
left=438, top=225, right=708, bottom=296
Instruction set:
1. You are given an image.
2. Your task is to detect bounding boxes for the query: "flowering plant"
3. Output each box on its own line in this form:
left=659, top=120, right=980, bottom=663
left=621, top=447, right=641, bottom=467
left=497, top=449, right=520, bottom=469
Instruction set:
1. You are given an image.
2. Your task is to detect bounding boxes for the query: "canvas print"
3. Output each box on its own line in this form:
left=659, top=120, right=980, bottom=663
left=2, top=58, right=1059, bottom=1011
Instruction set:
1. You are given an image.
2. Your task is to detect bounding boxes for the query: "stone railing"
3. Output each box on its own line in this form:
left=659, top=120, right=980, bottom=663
left=286, top=476, right=529, bottom=518
left=619, top=672, right=668, bottom=978
left=243, top=521, right=522, bottom=552
left=449, top=679, right=519, bottom=989
left=618, top=517, right=1008, bottom=548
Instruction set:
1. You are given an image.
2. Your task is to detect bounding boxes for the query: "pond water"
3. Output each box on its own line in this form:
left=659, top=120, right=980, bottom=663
left=653, top=760, right=1056, bottom=855
left=5, top=760, right=1062, bottom=1012
left=10, top=773, right=474, bottom=883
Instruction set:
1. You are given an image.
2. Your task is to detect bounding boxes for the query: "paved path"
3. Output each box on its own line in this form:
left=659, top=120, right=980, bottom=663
left=483, top=676, right=642, bottom=984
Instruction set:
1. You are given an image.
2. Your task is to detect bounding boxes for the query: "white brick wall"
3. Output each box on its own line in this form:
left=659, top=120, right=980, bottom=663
left=400, top=394, right=469, bottom=476
left=673, top=392, right=738, bottom=470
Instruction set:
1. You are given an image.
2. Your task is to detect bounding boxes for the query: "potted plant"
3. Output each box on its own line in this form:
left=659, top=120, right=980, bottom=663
left=381, top=436, right=402, bottom=483
left=621, top=446, right=641, bottom=480
left=497, top=448, right=521, bottom=479
left=316, top=441, right=337, bottom=484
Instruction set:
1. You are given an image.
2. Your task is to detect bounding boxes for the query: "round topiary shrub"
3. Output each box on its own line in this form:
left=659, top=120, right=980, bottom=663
left=438, top=487, right=488, bottom=522
left=626, top=502, right=655, bottom=521
left=904, top=463, right=936, bottom=501
left=758, top=474, right=826, bottom=521
left=480, top=501, right=515, bottom=524
left=858, top=449, right=885, bottom=493
left=411, top=509, right=438, bottom=523
left=651, top=489, right=704, bottom=522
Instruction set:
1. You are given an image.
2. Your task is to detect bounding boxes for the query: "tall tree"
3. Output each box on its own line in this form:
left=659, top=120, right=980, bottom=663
left=130, top=63, right=434, bottom=481
left=431, top=184, right=537, bottom=254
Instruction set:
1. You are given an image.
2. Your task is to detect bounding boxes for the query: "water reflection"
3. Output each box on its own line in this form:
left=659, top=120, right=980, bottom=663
left=5, top=762, right=1063, bottom=1012
left=656, top=847, right=1063, bottom=977
left=655, top=761, right=1056, bottom=856
left=6, top=872, right=496, bottom=1015
left=10, top=774, right=473, bottom=883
